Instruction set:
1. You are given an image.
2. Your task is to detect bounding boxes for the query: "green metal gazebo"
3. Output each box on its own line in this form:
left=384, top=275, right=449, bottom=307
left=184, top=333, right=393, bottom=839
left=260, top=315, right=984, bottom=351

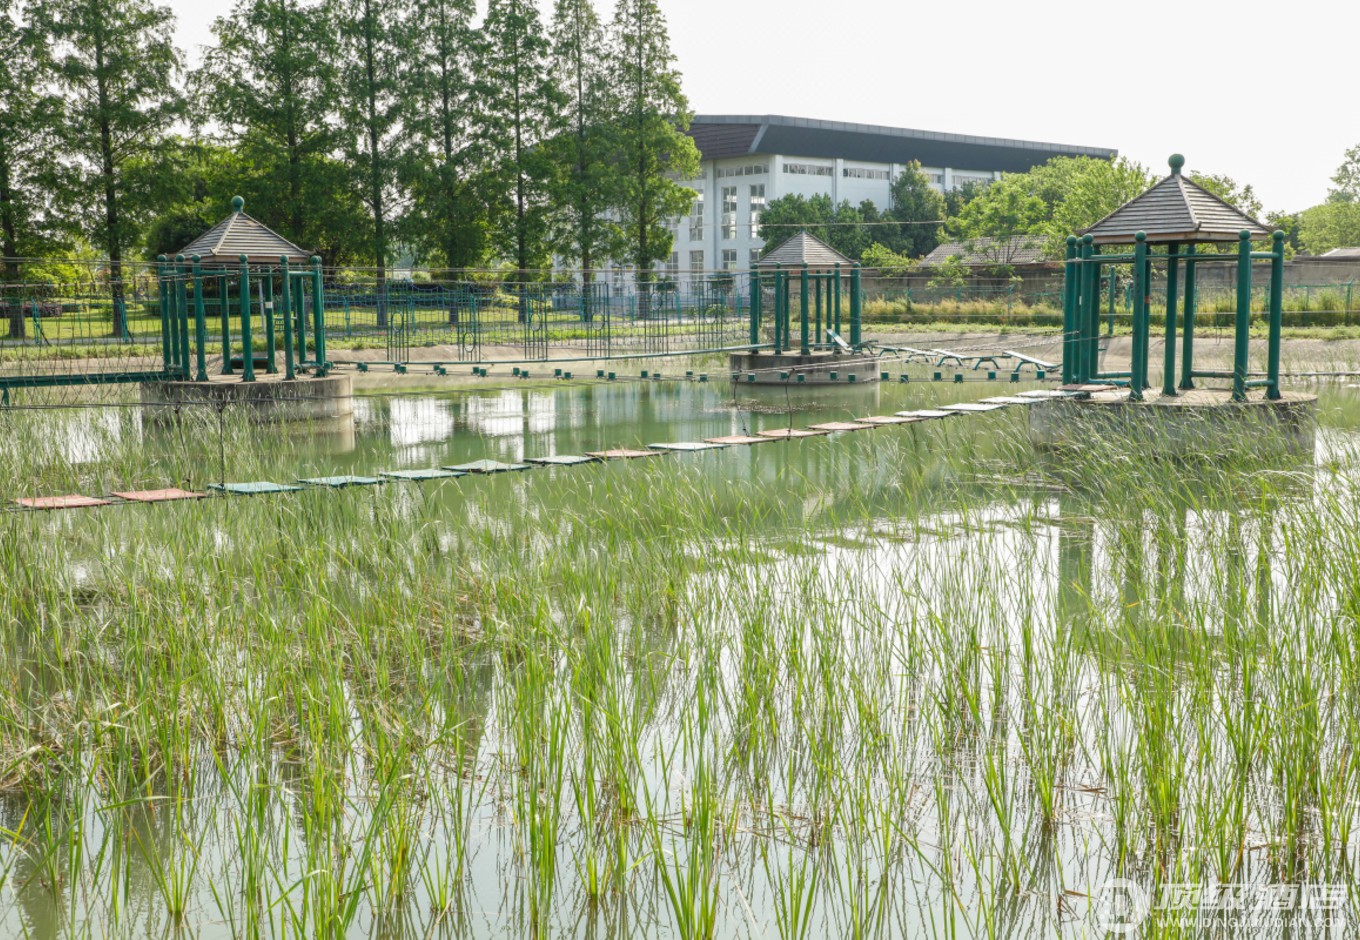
left=751, top=232, right=862, bottom=354
left=163, top=196, right=328, bottom=383
left=1063, top=155, right=1284, bottom=402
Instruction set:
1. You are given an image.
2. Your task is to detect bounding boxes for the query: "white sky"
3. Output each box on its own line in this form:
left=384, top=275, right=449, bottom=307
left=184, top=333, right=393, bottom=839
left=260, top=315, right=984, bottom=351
left=170, top=0, right=1355, bottom=214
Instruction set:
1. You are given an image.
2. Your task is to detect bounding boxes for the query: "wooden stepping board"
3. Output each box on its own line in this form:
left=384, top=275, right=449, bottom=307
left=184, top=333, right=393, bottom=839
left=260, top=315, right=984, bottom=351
left=443, top=459, right=530, bottom=474
left=15, top=494, right=112, bottom=510
left=979, top=397, right=1036, bottom=406
left=380, top=468, right=465, bottom=481
left=113, top=488, right=204, bottom=503
left=941, top=403, right=1005, bottom=413
left=757, top=428, right=830, bottom=439
left=648, top=442, right=727, bottom=452
left=857, top=415, right=923, bottom=426
left=807, top=421, right=875, bottom=432
left=526, top=455, right=598, bottom=466
left=298, top=475, right=383, bottom=488
left=704, top=435, right=775, bottom=445
left=208, top=482, right=303, bottom=495
left=585, top=448, right=663, bottom=460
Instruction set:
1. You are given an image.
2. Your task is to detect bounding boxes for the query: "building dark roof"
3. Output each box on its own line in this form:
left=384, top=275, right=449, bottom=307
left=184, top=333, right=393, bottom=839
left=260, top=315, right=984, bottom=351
left=179, top=197, right=312, bottom=265
left=922, top=236, right=1049, bottom=267
left=687, top=114, right=1116, bottom=173
left=1082, top=157, right=1271, bottom=245
left=754, top=231, right=855, bottom=269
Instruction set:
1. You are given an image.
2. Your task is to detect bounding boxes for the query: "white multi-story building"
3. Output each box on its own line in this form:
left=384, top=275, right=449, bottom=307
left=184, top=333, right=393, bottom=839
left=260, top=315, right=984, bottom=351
left=626, top=114, right=1115, bottom=283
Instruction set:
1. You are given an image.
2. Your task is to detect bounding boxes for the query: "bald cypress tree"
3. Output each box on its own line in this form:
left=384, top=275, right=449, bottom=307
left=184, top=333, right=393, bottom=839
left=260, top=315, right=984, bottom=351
left=608, top=0, right=697, bottom=300
left=478, top=0, right=562, bottom=313
left=36, top=0, right=183, bottom=336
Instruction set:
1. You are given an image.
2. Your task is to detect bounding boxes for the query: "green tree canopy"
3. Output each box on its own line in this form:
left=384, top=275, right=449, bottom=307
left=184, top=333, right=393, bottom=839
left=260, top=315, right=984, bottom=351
left=884, top=161, right=945, bottom=258
left=1329, top=144, right=1360, bottom=204
left=1299, top=202, right=1360, bottom=255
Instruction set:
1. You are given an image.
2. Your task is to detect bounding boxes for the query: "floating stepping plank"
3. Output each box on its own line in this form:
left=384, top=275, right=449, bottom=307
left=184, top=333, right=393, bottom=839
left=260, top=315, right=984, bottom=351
left=979, top=396, right=1036, bottom=406
left=1017, top=389, right=1079, bottom=400
left=208, top=482, right=303, bottom=495
left=526, top=455, right=598, bottom=467
left=757, top=428, right=830, bottom=440
left=704, top=434, right=775, bottom=445
left=857, top=415, right=922, bottom=426
left=648, top=442, right=727, bottom=452
left=380, top=468, right=465, bottom=481
left=807, top=421, right=875, bottom=432
left=895, top=409, right=956, bottom=419
left=15, top=494, right=112, bottom=510
left=1060, top=383, right=1117, bottom=393
left=443, top=459, right=530, bottom=474
left=113, top=488, right=205, bottom=503
left=299, top=475, right=383, bottom=488
left=941, top=403, right=1006, bottom=413
left=585, top=448, right=664, bottom=460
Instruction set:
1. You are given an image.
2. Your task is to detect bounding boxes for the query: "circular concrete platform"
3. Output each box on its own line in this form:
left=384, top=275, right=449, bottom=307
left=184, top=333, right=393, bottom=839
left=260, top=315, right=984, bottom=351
left=140, top=372, right=354, bottom=422
left=1028, top=386, right=1317, bottom=455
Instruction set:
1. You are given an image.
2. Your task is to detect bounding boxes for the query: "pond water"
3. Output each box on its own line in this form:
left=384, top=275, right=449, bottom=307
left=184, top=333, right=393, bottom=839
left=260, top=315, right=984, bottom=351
left=3, top=377, right=1360, bottom=938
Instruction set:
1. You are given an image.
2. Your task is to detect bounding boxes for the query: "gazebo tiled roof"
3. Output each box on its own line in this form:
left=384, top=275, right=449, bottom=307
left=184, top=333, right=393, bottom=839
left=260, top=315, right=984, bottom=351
left=179, top=197, right=312, bottom=265
left=755, top=231, right=855, bottom=269
left=1082, top=155, right=1271, bottom=245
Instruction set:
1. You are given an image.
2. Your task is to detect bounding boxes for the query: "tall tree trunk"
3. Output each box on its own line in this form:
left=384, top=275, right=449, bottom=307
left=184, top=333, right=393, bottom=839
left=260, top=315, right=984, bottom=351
left=95, top=34, right=125, bottom=338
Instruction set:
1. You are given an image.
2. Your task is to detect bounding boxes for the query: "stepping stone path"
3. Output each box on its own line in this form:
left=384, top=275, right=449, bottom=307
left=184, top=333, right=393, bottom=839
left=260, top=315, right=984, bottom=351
left=941, top=403, right=1006, bottom=413
left=857, top=415, right=923, bottom=426
left=380, top=468, right=465, bottom=481
left=299, top=476, right=383, bottom=488
left=648, top=442, right=727, bottom=452
left=15, top=494, right=111, bottom=510
left=895, top=410, right=956, bottom=419
left=208, top=482, right=304, bottom=495
left=526, top=455, right=598, bottom=466
left=705, top=435, right=774, bottom=445
left=585, top=449, right=663, bottom=460
left=113, top=488, right=205, bottom=503
left=444, top=459, right=531, bottom=474
left=807, top=421, right=875, bottom=432
left=758, top=428, right=830, bottom=439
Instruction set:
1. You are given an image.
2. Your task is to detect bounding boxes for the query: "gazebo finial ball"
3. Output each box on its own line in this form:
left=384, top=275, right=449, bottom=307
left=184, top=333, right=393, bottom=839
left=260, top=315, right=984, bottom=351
left=191, top=254, right=200, bottom=263
left=1239, top=230, right=1252, bottom=240
left=1273, top=230, right=1285, bottom=241
left=1168, top=154, right=1186, bottom=173
left=231, top=195, right=245, bottom=212
left=1081, top=233, right=1093, bottom=244
left=1135, top=232, right=1146, bottom=242
left=1066, top=235, right=1078, bottom=246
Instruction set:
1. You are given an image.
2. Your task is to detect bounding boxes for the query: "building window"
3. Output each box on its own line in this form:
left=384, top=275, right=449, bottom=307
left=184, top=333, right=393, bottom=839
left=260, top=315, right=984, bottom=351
left=927, top=172, right=945, bottom=186
left=782, top=161, right=834, bottom=177
left=688, top=197, right=704, bottom=242
left=716, top=163, right=769, bottom=179
left=666, top=252, right=679, bottom=278
left=721, top=186, right=738, bottom=240
left=843, top=167, right=891, bottom=180
left=952, top=173, right=994, bottom=189
left=750, top=248, right=762, bottom=267
left=689, top=250, right=704, bottom=275
left=721, top=249, right=737, bottom=271
left=749, top=184, right=766, bottom=238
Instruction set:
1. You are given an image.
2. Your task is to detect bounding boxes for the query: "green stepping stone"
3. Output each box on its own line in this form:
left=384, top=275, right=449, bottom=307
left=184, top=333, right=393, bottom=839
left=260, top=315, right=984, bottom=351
left=443, top=459, right=531, bottom=474
left=207, top=481, right=303, bottom=495
left=648, top=442, right=727, bottom=452
left=525, top=455, right=598, bottom=467
left=379, top=468, right=465, bottom=481
left=298, top=475, right=383, bottom=488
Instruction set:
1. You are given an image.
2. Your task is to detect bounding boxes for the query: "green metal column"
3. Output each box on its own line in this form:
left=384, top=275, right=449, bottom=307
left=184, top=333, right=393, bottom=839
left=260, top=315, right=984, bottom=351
left=850, top=264, right=862, bottom=347
left=191, top=255, right=209, bottom=382
left=312, top=256, right=326, bottom=369
left=814, top=274, right=823, bottom=347
left=296, top=271, right=309, bottom=363
left=1107, top=269, right=1116, bottom=337
left=157, top=256, right=172, bottom=370
left=1267, top=231, right=1285, bottom=400
left=174, top=254, right=191, bottom=375
left=263, top=273, right=278, bottom=373
left=799, top=263, right=810, bottom=356
left=749, top=269, right=761, bottom=347
left=1162, top=243, right=1180, bottom=397
left=772, top=265, right=782, bottom=354
left=1130, top=233, right=1148, bottom=401
left=1180, top=246, right=1197, bottom=389
left=1086, top=241, right=1101, bottom=381
left=1232, top=231, right=1252, bottom=402
left=239, top=255, right=255, bottom=382
left=1061, top=236, right=1077, bottom=383
left=280, top=257, right=296, bottom=380
left=1076, top=237, right=1093, bottom=383
left=826, top=262, right=837, bottom=336
left=219, top=274, right=233, bottom=375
